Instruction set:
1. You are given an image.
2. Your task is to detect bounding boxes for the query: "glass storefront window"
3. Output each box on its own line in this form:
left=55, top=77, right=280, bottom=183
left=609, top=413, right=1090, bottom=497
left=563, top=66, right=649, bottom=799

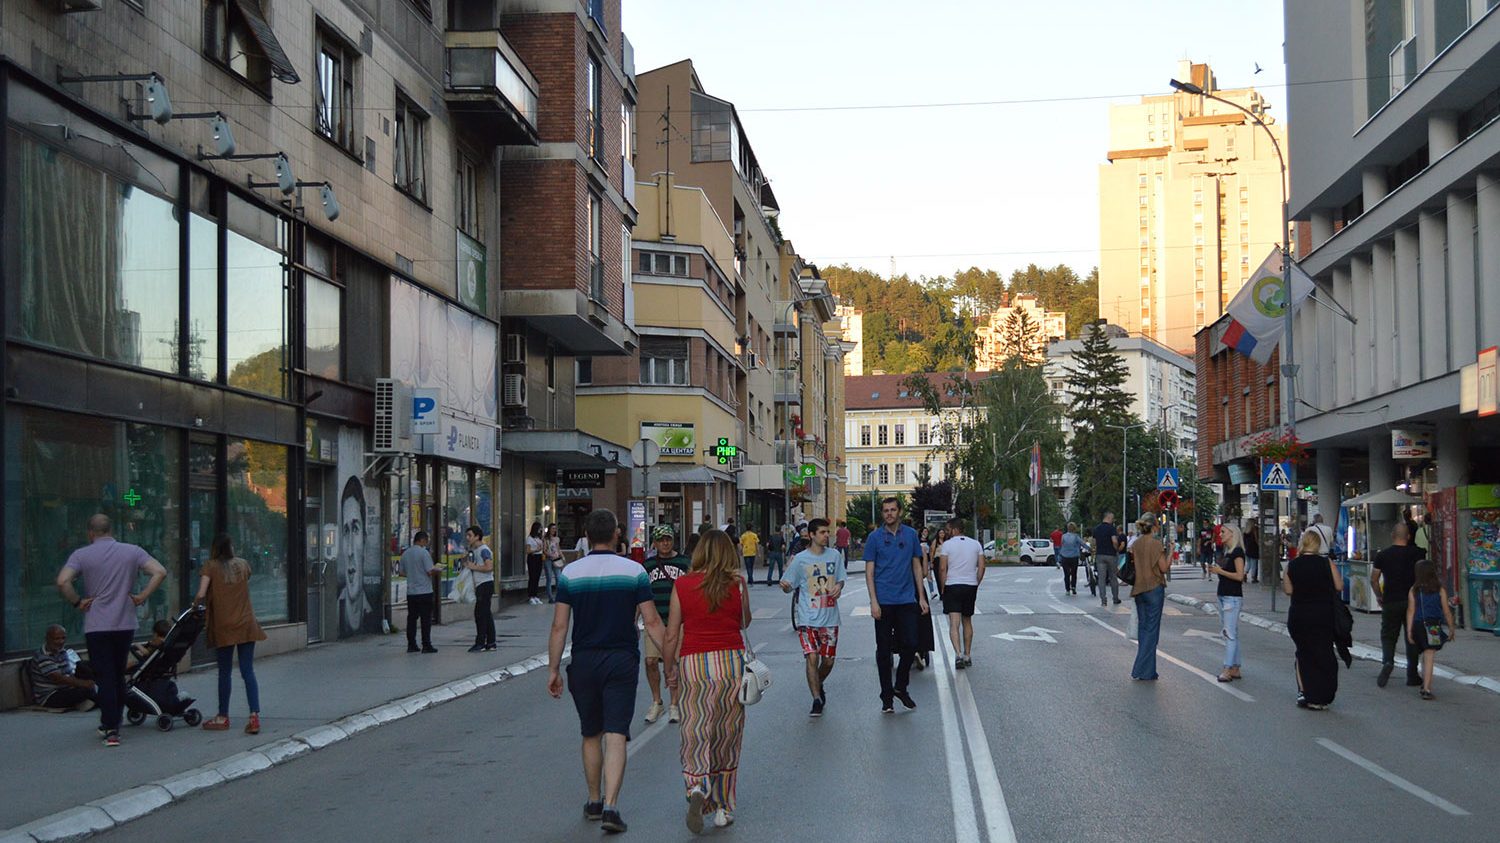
left=445, top=464, right=473, bottom=556
left=226, top=438, right=291, bottom=623
left=189, top=214, right=219, bottom=381
left=475, top=469, right=496, bottom=550
left=3, top=408, right=181, bottom=654
left=525, top=478, right=556, bottom=552
left=6, top=129, right=180, bottom=374
left=225, top=229, right=288, bottom=399
left=306, top=276, right=342, bottom=380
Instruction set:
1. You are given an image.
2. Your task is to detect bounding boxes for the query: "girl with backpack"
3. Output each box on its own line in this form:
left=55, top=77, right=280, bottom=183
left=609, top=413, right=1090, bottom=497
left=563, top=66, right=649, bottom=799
left=1405, top=560, right=1457, bottom=700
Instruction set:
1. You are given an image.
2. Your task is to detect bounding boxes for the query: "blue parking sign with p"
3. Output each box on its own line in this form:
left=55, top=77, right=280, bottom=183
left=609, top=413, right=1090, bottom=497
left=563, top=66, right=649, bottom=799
left=412, top=388, right=441, bottom=435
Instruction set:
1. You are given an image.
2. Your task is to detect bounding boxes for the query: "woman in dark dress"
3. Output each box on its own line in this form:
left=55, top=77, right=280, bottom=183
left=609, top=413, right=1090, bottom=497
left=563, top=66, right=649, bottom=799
left=1283, top=529, right=1344, bottom=709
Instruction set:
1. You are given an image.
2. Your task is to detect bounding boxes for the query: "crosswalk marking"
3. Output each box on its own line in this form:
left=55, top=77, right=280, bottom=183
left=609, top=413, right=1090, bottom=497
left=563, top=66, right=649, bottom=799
left=752, top=607, right=781, bottom=619
left=1049, top=602, right=1086, bottom=615
left=999, top=605, right=1033, bottom=615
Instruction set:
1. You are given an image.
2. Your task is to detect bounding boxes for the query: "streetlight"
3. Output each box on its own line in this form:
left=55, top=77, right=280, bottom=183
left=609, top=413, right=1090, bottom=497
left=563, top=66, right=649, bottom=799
left=1105, top=422, right=1149, bottom=522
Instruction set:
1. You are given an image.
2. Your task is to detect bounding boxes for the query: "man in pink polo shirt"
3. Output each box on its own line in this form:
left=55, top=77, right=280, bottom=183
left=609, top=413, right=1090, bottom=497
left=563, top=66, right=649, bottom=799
left=55, top=514, right=167, bottom=747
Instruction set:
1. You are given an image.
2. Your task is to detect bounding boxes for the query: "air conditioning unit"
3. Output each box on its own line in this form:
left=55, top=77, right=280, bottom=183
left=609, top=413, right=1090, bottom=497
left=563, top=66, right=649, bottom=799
left=746, top=351, right=760, bottom=370
left=374, top=378, right=413, bottom=453
left=504, top=334, right=526, bottom=365
left=502, top=373, right=528, bottom=408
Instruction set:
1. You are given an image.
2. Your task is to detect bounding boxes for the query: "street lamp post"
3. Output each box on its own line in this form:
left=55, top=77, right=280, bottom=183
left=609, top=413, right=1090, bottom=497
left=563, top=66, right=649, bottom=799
left=1105, top=422, right=1149, bottom=523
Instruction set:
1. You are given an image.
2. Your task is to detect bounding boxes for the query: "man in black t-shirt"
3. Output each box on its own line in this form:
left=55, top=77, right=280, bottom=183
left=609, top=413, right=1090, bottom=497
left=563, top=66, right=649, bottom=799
left=1372, top=523, right=1424, bottom=688
left=1091, top=513, right=1123, bottom=607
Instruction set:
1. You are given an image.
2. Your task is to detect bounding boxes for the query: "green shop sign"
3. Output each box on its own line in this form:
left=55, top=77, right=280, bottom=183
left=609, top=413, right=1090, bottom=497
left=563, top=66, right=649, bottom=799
left=456, top=231, right=487, bottom=314
left=642, top=422, right=696, bottom=456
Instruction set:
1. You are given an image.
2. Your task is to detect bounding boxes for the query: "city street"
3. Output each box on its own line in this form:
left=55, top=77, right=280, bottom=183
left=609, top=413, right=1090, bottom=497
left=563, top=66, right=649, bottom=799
left=87, top=565, right=1497, bottom=842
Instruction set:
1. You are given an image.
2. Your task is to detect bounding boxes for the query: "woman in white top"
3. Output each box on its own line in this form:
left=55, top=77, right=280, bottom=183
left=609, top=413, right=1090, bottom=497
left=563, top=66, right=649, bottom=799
left=542, top=523, right=562, bottom=603
left=524, top=522, right=545, bottom=605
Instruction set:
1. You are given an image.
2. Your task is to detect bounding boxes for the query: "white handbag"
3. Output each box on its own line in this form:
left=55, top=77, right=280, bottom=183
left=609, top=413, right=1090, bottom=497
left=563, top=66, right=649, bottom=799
left=737, top=582, right=772, bottom=705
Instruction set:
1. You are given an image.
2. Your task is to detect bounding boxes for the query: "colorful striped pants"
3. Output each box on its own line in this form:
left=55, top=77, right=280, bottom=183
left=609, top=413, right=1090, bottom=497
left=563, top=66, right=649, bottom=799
left=678, top=648, right=746, bottom=813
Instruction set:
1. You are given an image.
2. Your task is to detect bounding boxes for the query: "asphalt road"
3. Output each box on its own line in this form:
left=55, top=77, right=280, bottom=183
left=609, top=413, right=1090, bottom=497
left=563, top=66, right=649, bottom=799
left=96, top=563, right=1499, bottom=842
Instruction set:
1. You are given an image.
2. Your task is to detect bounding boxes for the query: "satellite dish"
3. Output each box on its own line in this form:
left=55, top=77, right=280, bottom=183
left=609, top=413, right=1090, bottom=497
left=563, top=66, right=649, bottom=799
left=630, top=438, right=660, bottom=468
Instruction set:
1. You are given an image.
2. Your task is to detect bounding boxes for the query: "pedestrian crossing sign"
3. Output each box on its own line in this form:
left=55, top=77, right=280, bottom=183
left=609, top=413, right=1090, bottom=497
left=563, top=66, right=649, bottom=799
left=1156, top=468, right=1179, bottom=490
left=1260, top=460, right=1293, bottom=491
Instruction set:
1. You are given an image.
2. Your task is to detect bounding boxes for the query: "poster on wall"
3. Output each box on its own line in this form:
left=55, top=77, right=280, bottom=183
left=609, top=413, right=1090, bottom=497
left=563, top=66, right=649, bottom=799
left=628, top=500, right=648, bottom=554
left=337, top=426, right=383, bottom=637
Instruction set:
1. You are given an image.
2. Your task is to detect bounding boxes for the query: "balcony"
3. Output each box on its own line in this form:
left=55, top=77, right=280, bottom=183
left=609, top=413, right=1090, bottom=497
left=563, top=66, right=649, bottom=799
left=774, top=368, right=801, bottom=404
left=773, top=301, right=800, bottom=335
left=499, top=256, right=629, bottom=356
left=445, top=30, right=539, bottom=146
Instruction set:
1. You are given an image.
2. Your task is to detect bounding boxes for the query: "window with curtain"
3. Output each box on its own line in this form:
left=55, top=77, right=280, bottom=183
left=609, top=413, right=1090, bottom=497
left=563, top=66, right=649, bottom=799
left=640, top=337, right=689, bottom=385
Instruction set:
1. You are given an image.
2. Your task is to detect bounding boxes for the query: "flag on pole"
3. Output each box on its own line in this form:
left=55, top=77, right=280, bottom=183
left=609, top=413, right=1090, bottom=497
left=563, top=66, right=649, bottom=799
left=1028, top=442, right=1042, bottom=496
left=1219, top=246, right=1316, bottom=364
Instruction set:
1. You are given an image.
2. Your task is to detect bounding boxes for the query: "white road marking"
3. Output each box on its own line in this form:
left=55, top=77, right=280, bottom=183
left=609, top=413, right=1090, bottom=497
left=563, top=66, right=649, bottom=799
left=929, top=615, right=982, bottom=843
left=991, top=626, right=1062, bottom=644
left=1316, top=739, right=1470, bottom=816
left=1049, top=602, right=1085, bottom=615
left=999, top=605, right=1033, bottom=615
left=626, top=715, right=669, bottom=758
left=852, top=606, right=871, bottom=617
left=779, top=622, right=794, bottom=633
left=1013, top=577, right=1033, bottom=583
left=752, top=607, right=781, bottom=619
left=1080, top=613, right=1254, bottom=702
left=934, top=615, right=1020, bottom=843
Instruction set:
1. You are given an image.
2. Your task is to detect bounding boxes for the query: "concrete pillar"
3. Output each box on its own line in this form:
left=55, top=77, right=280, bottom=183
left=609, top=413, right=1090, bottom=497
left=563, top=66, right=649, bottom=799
left=1351, top=254, right=1375, bottom=400
left=1311, top=210, right=1334, bottom=249
left=1436, top=419, right=1470, bottom=490
left=1478, top=171, right=1500, bottom=351
left=1316, top=447, right=1342, bottom=525
left=1333, top=266, right=1355, bottom=407
left=1363, top=167, right=1389, bottom=209
left=1371, top=240, right=1398, bottom=393
left=1393, top=226, right=1421, bottom=387
left=1447, top=189, right=1478, bottom=364
left=1428, top=111, right=1460, bottom=158
left=1368, top=433, right=1398, bottom=524
left=1418, top=210, right=1448, bottom=377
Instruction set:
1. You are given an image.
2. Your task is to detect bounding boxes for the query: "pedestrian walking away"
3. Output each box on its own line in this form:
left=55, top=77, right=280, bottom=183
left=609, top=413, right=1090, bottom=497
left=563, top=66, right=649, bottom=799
left=194, top=534, right=268, bottom=734
left=464, top=527, right=497, bottom=651
left=1243, top=524, right=1261, bottom=584
left=1129, top=520, right=1170, bottom=681
left=781, top=518, right=845, bottom=716
left=525, top=521, right=546, bottom=605
left=642, top=526, right=690, bottom=725
left=55, top=514, right=168, bottom=747
left=1284, top=530, right=1344, bottom=710
left=397, top=531, right=440, bottom=653
left=1405, top=560, right=1457, bottom=700
left=834, top=520, right=852, bottom=560
left=1372, top=523, right=1424, bottom=689
left=764, top=529, right=786, bottom=586
left=864, top=497, right=928, bottom=713
left=547, top=509, right=666, bottom=834
left=1209, top=525, right=1248, bottom=682
left=1058, top=522, right=1083, bottom=596
left=937, top=518, right=984, bottom=669
left=1092, top=512, right=1123, bottom=606
left=738, top=525, right=760, bottom=584
left=664, top=530, right=751, bottom=832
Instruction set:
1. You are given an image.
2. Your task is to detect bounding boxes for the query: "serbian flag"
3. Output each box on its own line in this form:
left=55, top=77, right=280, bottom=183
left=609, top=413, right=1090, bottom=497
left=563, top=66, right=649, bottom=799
left=1221, top=318, right=1260, bottom=359
left=1217, top=246, right=1315, bottom=364
left=1028, top=442, right=1042, bottom=495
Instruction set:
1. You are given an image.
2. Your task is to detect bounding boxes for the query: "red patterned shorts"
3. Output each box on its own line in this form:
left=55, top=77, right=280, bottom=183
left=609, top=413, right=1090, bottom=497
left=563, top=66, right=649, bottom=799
left=797, top=625, right=839, bottom=658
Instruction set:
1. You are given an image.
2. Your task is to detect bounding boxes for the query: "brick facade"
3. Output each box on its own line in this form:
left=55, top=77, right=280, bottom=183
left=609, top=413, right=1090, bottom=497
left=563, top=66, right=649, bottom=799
left=1195, top=325, right=1281, bottom=479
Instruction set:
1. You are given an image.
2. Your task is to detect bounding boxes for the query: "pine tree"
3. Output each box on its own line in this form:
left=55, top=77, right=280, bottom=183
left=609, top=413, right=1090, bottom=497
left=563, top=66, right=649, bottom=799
left=1066, top=321, right=1136, bottom=522
left=999, top=307, right=1043, bottom=365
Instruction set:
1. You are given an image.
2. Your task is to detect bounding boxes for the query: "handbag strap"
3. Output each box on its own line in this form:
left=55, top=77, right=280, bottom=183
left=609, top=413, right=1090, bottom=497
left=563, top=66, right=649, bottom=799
left=739, top=578, right=757, bottom=657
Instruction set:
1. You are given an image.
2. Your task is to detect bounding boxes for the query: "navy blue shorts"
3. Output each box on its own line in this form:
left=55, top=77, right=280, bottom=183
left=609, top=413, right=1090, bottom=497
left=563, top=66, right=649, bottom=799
left=567, top=649, right=639, bottom=739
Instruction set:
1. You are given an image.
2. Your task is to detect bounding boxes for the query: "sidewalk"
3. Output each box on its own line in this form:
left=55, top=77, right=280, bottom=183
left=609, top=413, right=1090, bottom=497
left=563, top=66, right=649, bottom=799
left=0, top=597, right=561, bottom=841
left=1165, top=566, right=1500, bottom=696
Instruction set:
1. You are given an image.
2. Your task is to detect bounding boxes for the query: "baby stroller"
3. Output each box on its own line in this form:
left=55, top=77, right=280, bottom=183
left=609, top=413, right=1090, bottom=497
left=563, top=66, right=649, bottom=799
left=125, top=606, right=204, bottom=731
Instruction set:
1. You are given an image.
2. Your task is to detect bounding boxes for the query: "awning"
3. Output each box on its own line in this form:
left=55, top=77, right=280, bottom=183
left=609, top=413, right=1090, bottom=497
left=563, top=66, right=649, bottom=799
left=650, top=464, right=733, bottom=485
left=1341, top=489, right=1422, bottom=508
left=236, top=0, right=301, bottom=84
left=500, top=429, right=632, bottom=470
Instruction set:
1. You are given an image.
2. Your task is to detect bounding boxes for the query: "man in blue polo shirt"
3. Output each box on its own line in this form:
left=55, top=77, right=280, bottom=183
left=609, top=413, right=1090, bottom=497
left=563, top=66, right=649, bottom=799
left=863, top=497, right=928, bottom=713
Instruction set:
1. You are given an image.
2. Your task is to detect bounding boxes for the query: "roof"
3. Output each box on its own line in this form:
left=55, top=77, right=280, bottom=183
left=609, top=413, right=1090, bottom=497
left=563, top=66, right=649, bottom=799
left=844, top=372, right=984, bottom=411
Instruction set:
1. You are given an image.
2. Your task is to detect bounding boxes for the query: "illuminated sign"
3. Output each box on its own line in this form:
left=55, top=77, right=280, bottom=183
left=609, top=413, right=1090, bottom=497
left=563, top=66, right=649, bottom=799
left=712, top=437, right=739, bottom=465
left=799, top=465, right=817, bottom=478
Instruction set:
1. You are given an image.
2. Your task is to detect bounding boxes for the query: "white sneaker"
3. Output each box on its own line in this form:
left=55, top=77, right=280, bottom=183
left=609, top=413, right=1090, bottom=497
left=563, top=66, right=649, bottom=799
left=668, top=705, right=680, bottom=723
left=530, top=597, right=543, bottom=605
left=685, top=787, right=707, bottom=834
left=713, top=809, right=733, bottom=828
left=643, top=701, right=664, bottom=724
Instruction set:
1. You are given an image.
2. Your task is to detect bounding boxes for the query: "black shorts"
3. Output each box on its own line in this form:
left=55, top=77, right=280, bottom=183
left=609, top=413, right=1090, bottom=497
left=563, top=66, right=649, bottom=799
left=567, top=649, right=639, bottom=739
left=943, top=584, right=978, bottom=617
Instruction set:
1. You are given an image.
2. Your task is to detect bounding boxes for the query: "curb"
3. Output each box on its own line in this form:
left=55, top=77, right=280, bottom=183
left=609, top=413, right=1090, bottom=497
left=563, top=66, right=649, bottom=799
left=0, top=650, right=559, bottom=842
left=1167, top=593, right=1500, bottom=696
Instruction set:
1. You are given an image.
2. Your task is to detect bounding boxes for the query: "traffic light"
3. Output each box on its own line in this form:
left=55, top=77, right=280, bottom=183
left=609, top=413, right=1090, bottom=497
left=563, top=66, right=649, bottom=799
left=1158, top=490, right=1179, bottom=512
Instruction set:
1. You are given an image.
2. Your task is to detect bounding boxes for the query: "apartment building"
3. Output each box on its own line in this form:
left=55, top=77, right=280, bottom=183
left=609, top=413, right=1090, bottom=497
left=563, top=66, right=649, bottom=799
left=1276, top=1, right=1500, bottom=612
left=973, top=293, right=1067, bottom=370
left=1098, top=60, right=1287, bottom=353
left=0, top=0, right=560, bottom=662
left=1046, top=332, right=1198, bottom=456
left=776, top=246, right=845, bottom=523
left=833, top=304, right=865, bottom=377
left=844, top=373, right=982, bottom=499
left=576, top=175, right=741, bottom=539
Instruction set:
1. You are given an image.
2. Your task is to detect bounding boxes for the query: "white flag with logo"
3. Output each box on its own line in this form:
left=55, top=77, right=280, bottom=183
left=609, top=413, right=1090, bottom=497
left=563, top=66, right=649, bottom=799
left=1222, top=247, right=1316, bottom=364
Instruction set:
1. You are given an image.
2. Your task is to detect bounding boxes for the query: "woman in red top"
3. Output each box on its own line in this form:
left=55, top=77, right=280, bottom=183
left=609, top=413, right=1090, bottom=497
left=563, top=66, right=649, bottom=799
left=664, top=530, right=750, bottom=833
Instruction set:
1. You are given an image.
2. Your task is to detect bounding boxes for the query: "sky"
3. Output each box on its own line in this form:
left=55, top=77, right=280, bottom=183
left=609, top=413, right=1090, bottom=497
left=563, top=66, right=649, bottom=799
left=625, top=0, right=1288, bottom=283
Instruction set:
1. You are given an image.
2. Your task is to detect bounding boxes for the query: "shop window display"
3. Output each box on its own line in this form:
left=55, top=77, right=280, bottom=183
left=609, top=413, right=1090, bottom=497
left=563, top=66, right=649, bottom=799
left=226, top=438, right=291, bottom=624
left=3, top=408, right=181, bottom=654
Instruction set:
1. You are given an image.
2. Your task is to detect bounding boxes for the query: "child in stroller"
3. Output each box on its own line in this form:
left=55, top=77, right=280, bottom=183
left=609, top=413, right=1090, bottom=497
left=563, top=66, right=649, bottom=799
left=125, top=607, right=205, bottom=731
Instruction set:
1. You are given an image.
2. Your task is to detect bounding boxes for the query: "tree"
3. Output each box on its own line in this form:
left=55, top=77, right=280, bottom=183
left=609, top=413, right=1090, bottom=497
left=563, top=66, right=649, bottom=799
left=1008, top=263, right=1100, bottom=339
left=1065, top=322, right=1135, bottom=523
left=911, top=479, right=956, bottom=520
left=999, top=307, right=1043, bottom=365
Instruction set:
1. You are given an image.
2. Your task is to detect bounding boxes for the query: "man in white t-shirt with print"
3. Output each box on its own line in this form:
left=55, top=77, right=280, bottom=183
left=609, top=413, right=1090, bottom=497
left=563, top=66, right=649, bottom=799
left=937, top=517, right=985, bottom=669
left=780, top=518, right=845, bottom=718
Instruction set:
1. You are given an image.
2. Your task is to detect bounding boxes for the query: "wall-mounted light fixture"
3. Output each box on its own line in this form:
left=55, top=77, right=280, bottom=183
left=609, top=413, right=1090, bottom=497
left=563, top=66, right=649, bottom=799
left=58, top=72, right=236, bottom=155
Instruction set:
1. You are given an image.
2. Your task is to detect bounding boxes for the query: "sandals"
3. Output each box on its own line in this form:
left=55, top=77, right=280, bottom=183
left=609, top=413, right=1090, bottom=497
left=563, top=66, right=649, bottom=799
left=202, top=715, right=231, bottom=731
left=1420, top=689, right=1435, bottom=700
left=245, top=714, right=261, bottom=734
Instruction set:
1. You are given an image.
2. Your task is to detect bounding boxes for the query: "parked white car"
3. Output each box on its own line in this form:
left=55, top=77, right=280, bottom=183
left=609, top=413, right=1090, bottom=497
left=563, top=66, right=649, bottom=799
left=1018, top=539, right=1056, bottom=566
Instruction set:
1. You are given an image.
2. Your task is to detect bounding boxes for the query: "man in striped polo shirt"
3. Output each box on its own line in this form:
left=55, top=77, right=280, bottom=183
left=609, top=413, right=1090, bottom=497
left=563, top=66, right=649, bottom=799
left=548, top=509, right=666, bottom=835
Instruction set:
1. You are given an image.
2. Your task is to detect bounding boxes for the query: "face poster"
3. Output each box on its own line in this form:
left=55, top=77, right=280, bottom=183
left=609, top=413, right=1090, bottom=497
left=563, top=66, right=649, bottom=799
left=337, top=426, right=383, bottom=637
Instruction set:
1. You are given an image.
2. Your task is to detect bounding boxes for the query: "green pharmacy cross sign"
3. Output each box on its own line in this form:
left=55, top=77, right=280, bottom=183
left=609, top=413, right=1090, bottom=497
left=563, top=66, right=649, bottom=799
left=123, top=488, right=142, bottom=507
left=712, top=438, right=739, bottom=465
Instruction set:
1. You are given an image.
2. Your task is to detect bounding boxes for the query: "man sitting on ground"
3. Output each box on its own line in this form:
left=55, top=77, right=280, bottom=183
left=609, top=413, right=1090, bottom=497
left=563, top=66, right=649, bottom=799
left=28, top=624, right=97, bottom=710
